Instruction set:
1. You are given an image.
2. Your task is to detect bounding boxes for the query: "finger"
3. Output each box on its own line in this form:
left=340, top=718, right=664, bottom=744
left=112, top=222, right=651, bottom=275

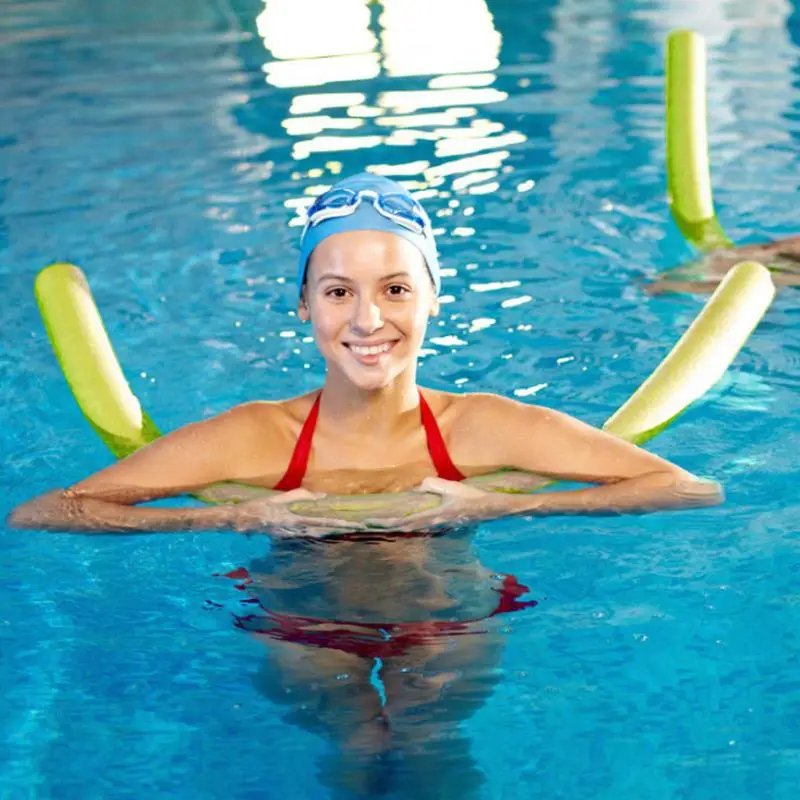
left=414, top=477, right=488, bottom=500
left=362, top=517, right=403, bottom=529
left=294, top=515, right=367, bottom=530
left=413, top=477, right=453, bottom=495
left=269, top=489, right=326, bottom=505
left=266, top=522, right=342, bottom=538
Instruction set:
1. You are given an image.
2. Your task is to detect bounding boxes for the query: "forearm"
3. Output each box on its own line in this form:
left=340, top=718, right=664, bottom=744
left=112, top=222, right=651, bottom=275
left=644, top=279, right=721, bottom=296
left=505, top=471, right=723, bottom=518
left=7, top=490, right=234, bottom=533
left=770, top=272, right=800, bottom=287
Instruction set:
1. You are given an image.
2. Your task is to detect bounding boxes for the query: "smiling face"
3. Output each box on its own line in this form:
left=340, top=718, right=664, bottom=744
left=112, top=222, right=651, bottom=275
left=298, top=230, right=439, bottom=391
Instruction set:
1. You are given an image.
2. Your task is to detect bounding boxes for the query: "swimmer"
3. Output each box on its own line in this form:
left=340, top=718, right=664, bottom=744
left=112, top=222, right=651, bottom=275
left=646, top=234, right=800, bottom=295
left=9, top=173, right=723, bottom=535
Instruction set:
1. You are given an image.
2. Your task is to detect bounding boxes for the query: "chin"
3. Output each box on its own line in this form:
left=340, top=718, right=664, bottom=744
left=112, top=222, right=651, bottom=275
left=344, top=368, right=398, bottom=391
left=338, top=355, right=412, bottom=390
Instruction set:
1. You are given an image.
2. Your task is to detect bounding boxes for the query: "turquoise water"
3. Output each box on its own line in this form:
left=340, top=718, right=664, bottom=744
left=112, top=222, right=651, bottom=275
left=3, top=0, right=800, bottom=797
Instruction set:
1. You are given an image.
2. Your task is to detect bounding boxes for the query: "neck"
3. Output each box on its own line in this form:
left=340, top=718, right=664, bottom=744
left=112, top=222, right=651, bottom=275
left=319, top=369, right=420, bottom=438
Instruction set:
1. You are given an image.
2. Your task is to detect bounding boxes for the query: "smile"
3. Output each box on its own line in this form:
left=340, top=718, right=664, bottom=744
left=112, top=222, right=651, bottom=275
left=343, top=340, right=398, bottom=363
left=347, top=342, right=393, bottom=355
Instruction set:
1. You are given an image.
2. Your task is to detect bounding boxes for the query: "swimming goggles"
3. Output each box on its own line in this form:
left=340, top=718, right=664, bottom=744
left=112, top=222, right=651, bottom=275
left=303, top=187, right=433, bottom=238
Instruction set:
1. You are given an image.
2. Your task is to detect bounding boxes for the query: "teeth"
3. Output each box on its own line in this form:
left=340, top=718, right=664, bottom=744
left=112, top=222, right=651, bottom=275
left=349, top=343, right=392, bottom=356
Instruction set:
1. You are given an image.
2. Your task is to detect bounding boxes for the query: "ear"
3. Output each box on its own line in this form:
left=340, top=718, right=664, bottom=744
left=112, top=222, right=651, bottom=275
left=429, top=296, right=440, bottom=317
left=298, top=292, right=311, bottom=322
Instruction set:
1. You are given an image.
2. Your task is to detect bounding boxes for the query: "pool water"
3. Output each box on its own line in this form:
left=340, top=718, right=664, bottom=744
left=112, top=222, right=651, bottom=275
left=3, top=0, right=800, bottom=797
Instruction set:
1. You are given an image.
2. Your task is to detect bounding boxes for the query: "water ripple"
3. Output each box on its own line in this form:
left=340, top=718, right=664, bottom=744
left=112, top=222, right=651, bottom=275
left=4, top=0, right=800, bottom=797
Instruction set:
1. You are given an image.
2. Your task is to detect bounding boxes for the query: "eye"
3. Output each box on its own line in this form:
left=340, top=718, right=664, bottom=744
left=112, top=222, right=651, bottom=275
left=325, top=287, right=350, bottom=299
left=387, top=284, right=411, bottom=297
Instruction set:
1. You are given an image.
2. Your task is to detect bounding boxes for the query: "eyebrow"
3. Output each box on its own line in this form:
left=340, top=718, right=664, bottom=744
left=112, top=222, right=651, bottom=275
left=315, top=271, right=413, bottom=284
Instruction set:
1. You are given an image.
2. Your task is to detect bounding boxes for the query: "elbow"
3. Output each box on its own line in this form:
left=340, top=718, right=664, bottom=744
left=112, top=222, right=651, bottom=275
left=7, top=490, right=70, bottom=530
left=7, top=502, right=40, bottom=530
left=671, top=473, right=725, bottom=509
left=635, top=470, right=724, bottom=512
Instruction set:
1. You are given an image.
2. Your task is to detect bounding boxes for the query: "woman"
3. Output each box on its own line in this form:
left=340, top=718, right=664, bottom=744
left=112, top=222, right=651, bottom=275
left=10, top=172, right=720, bottom=534
left=9, top=173, right=722, bottom=796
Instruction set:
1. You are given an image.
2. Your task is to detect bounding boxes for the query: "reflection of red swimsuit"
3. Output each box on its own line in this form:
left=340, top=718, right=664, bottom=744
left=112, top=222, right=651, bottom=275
left=223, top=389, right=537, bottom=657
left=226, top=571, right=538, bottom=659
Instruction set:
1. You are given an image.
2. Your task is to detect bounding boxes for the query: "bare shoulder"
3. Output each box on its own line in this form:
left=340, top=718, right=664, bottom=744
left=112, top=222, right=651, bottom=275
left=155, top=391, right=319, bottom=465
left=420, top=389, right=550, bottom=468
left=160, top=391, right=320, bottom=483
left=222, top=391, right=320, bottom=445
left=190, top=399, right=278, bottom=439
left=420, top=389, right=548, bottom=428
left=449, top=392, right=548, bottom=428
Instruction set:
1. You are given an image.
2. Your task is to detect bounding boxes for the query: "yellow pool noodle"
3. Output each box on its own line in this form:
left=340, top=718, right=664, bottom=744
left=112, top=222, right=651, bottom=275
left=35, top=261, right=774, bottom=521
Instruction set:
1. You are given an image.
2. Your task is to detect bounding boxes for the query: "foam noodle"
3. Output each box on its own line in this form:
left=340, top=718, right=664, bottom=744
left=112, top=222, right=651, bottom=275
left=34, top=28, right=775, bottom=523
left=34, top=260, right=774, bottom=522
left=35, top=264, right=160, bottom=458
left=605, top=261, right=774, bottom=443
left=666, top=30, right=733, bottom=252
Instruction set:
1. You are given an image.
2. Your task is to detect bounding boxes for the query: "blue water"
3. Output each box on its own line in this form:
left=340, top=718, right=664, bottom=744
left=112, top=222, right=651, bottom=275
left=3, top=0, right=800, bottom=797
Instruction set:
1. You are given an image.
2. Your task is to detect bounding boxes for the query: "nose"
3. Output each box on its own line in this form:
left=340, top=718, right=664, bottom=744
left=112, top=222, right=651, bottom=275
left=350, top=294, right=383, bottom=335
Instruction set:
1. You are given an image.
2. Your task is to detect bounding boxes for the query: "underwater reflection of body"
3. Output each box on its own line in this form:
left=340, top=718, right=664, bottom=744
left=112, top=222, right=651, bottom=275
left=219, top=528, right=537, bottom=798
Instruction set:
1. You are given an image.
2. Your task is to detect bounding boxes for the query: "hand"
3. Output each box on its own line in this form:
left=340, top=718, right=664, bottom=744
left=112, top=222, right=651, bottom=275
left=232, top=488, right=367, bottom=537
left=362, top=477, right=512, bottom=533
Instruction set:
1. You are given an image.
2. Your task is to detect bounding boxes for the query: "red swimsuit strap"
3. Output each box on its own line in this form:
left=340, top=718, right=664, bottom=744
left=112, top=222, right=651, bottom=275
left=273, top=388, right=465, bottom=490
left=272, top=393, right=321, bottom=492
left=418, top=391, right=466, bottom=482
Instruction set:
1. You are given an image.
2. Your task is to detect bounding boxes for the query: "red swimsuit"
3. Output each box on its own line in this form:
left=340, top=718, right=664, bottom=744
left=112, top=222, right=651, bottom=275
left=223, top=389, right=536, bottom=656
left=273, top=389, right=466, bottom=491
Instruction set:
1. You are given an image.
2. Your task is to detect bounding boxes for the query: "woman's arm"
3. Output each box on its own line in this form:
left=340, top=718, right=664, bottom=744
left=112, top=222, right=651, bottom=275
left=461, top=395, right=723, bottom=516
left=7, top=404, right=276, bottom=533
left=647, top=273, right=800, bottom=295
left=499, top=468, right=722, bottom=517
left=8, top=487, right=360, bottom=536
left=644, top=279, right=721, bottom=295
left=8, top=489, right=234, bottom=533
left=377, top=469, right=720, bottom=532
left=362, top=397, right=723, bottom=533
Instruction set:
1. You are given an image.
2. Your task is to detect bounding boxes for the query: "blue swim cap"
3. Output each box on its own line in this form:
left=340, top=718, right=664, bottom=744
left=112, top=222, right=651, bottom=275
left=297, top=173, right=440, bottom=297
